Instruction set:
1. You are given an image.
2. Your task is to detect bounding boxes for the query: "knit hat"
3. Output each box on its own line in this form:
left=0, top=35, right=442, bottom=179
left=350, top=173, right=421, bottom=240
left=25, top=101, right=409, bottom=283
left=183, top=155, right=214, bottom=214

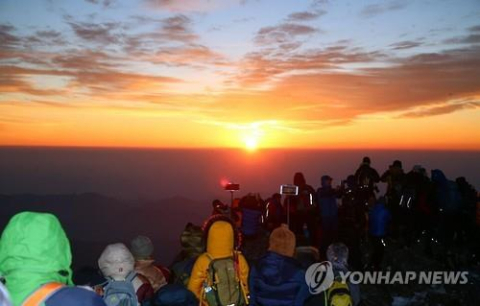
left=130, top=235, right=154, bottom=260
left=269, top=224, right=296, bottom=257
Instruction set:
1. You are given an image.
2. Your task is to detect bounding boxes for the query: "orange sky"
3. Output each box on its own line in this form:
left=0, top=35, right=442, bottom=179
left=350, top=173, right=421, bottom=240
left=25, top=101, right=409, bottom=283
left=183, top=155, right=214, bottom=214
left=1, top=0, right=480, bottom=150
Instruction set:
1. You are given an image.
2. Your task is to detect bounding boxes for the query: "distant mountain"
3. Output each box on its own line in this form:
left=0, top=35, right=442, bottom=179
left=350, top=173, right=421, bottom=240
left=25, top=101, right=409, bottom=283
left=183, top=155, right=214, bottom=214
left=0, top=193, right=209, bottom=269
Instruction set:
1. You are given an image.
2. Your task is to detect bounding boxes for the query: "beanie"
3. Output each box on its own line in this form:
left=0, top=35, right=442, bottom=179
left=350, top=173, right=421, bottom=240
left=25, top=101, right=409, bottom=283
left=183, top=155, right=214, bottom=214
left=130, top=235, right=154, bottom=260
left=269, top=224, right=296, bottom=257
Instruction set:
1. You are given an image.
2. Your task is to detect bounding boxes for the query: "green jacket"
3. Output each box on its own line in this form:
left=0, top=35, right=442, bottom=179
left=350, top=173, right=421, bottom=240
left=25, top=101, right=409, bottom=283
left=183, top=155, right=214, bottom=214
left=0, top=212, right=73, bottom=306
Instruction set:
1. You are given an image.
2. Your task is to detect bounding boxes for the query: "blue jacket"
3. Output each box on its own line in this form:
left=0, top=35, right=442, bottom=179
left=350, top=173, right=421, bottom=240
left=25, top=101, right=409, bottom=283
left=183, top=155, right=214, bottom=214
left=317, top=187, right=338, bottom=219
left=249, top=251, right=310, bottom=306
left=241, top=208, right=263, bottom=236
left=369, top=202, right=391, bottom=237
left=46, top=287, right=106, bottom=306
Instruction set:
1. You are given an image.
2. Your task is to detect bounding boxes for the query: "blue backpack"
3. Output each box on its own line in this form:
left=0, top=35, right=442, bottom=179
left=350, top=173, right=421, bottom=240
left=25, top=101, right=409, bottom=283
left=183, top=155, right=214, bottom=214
left=103, top=271, right=138, bottom=306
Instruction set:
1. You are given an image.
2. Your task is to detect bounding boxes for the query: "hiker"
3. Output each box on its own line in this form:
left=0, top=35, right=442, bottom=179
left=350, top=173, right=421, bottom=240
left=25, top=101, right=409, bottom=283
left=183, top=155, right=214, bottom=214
left=369, top=197, right=391, bottom=270
left=285, top=172, right=317, bottom=245
left=431, top=169, right=462, bottom=252
left=338, top=175, right=364, bottom=271
left=130, top=235, right=169, bottom=292
left=354, top=156, right=380, bottom=209
left=264, top=193, right=285, bottom=231
left=170, top=223, right=204, bottom=286
left=327, top=243, right=360, bottom=306
left=188, top=215, right=249, bottom=306
left=98, top=243, right=154, bottom=305
left=317, top=175, right=340, bottom=257
left=239, top=194, right=269, bottom=265
left=0, top=212, right=106, bottom=306
left=249, top=224, right=310, bottom=306
left=381, top=160, right=405, bottom=241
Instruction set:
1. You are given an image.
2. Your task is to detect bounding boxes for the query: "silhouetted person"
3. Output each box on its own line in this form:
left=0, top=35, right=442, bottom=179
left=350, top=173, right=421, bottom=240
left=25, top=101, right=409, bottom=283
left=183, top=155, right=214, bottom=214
left=285, top=172, right=317, bottom=245
left=317, top=175, right=339, bottom=256
left=354, top=156, right=380, bottom=209
left=369, top=197, right=391, bottom=270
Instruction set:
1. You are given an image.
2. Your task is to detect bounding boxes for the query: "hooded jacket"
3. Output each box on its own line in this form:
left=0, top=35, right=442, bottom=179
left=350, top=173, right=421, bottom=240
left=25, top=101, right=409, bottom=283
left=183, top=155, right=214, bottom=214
left=187, top=220, right=249, bottom=305
left=0, top=212, right=105, bottom=306
left=98, top=243, right=154, bottom=304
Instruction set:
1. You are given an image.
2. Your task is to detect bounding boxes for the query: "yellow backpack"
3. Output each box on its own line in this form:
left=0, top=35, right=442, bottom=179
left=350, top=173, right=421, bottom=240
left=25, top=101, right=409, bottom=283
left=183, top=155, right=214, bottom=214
left=326, top=277, right=352, bottom=306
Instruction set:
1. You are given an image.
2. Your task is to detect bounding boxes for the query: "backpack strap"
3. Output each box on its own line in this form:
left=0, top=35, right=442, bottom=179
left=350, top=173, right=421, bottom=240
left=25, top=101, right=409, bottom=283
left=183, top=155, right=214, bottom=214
left=21, top=283, right=64, bottom=306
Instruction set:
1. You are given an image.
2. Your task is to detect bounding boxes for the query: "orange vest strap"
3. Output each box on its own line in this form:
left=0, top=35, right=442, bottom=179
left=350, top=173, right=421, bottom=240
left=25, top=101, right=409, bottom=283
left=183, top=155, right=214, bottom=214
left=22, top=283, right=64, bottom=306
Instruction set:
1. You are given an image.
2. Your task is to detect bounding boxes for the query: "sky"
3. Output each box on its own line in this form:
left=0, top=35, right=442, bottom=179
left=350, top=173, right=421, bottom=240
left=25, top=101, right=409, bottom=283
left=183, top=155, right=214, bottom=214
left=1, top=0, right=479, bottom=150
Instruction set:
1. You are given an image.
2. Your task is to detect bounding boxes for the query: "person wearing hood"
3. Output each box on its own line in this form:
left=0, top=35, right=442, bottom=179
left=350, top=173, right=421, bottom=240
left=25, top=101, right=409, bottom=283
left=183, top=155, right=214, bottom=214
left=0, top=212, right=106, bottom=306
left=188, top=215, right=249, bottom=306
left=170, top=223, right=204, bottom=286
left=98, top=243, right=154, bottom=305
left=130, top=236, right=168, bottom=293
left=249, top=224, right=309, bottom=306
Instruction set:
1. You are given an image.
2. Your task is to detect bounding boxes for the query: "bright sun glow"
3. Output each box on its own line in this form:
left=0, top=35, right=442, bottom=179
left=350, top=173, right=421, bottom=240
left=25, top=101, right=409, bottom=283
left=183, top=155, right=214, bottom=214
left=245, top=136, right=258, bottom=151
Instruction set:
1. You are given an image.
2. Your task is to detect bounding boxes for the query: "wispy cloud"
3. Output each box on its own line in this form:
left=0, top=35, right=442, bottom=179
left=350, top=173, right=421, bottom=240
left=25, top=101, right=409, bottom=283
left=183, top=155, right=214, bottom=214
left=398, top=100, right=480, bottom=118
left=254, top=23, right=318, bottom=45
left=286, top=10, right=326, bottom=22
left=360, top=0, right=409, bottom=18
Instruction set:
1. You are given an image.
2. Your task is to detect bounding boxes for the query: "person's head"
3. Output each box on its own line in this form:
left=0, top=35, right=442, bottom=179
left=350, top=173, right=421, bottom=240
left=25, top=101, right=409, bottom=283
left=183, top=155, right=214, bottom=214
left=269, top=224, right=296, bottom=257
left=98, top=243, right=135, bottom=281
left=362, top=156, right=371, bottom=165
left=130, top=235, right=154, bottom=261
left=392, top=160, right=402, bottom=168
left=326, top=243, right=349, bottom=270
left=293, top=172, right=306, bottom=186
left=321, top=175, right=333, bottom=188
left=203, top=215, right=238, bottom=257
left=412, top=165, right=422, bottom=173
left=180, top=223, right=204, bottom=258
left=0, top=212, right=73, bottom=305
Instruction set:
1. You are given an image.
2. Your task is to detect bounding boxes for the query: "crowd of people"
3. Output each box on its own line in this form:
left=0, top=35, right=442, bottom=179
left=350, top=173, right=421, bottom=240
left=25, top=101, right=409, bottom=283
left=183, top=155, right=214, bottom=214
left=0, top=156, right=478, bottom=306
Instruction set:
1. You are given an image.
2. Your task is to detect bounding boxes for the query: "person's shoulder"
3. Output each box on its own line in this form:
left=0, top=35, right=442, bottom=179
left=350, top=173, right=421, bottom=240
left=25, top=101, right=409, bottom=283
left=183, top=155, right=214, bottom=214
left=47, top=286, right=106, bottom=306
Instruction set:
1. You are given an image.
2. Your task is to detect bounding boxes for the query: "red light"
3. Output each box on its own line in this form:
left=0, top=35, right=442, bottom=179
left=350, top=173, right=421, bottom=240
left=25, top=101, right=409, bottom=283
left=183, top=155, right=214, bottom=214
left=220, top=178, right=230, bottom=188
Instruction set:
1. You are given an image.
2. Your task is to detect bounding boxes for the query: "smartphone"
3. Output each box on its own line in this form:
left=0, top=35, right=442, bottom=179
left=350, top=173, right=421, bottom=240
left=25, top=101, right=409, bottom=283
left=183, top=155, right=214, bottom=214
left=225, top=183, right=240, bottom=191
left=280, top=184, right=299, bottom=196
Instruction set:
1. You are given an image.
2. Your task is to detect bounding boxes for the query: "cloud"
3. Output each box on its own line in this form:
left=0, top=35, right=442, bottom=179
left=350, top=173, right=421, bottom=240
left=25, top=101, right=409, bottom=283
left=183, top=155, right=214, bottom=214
left=255, top=23, right=317, bottom=45
left=390, top=40, right=422, bottom=50
left=67, top=20, right=121, bottom=44
left=286, top=10, right=326, bottom=22
left=444, top=34, right=480, bottom=45
left=151, top=44, right=229, bottom=67
left=160, top=14, right=198, bottom=43
left=84, top=0, right=115, bottom=7
left=144, top=0, right=244, bottom=12
left=398, top=100, right=480, bottom=118
left=0, top=24, right=20, bottom=49
left=469, top=25, right=480, bottom=32
left=360, top=0, right=409, bottom=18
